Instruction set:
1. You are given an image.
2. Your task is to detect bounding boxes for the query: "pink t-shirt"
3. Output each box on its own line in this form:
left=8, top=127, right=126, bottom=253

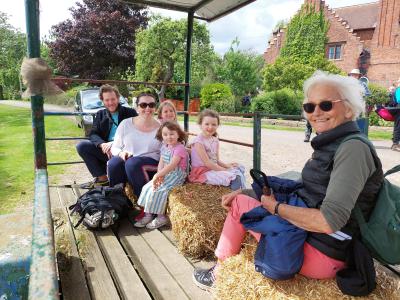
left=165, top=144, right=187, bottom=171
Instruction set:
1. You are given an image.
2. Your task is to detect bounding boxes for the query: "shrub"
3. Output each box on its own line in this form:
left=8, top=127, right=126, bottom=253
left=251, top=88, right=303, bottom=115
left=369, top=111, right=394, bottom=127
left=367, top=83, right=389, bottom=107
left=200, top=83, right=234, bottom=112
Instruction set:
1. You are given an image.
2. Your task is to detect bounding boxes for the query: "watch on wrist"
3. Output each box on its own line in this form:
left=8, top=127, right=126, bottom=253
left=274, top=202, right=282, bottom=216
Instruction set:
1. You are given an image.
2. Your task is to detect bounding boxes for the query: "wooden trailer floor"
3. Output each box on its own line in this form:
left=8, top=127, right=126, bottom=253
left=50, top=185, right=213, bottom=300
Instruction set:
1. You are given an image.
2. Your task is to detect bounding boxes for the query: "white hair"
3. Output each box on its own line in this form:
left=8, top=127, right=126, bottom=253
left=303, top=70, right=365, bottom=120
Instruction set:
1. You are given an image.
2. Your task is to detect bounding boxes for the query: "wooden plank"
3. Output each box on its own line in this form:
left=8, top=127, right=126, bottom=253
left=58, top=187, right=120, bottom=300
left=96, top=229, right=151, bottom=300
left=159, top=227, right=215, bottom=270
left=50, top=187, right=92, bottom=300
left=139, top=228, right=212, bottom=300
left=118, top=220, right=189, bottom=300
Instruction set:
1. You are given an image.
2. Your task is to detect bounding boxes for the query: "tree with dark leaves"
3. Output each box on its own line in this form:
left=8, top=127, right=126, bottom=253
left=47, top=0, right=148, bottom=79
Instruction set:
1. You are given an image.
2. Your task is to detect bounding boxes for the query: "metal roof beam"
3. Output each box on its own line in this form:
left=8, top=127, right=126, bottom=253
left=192, top=0, right=214, bottom=12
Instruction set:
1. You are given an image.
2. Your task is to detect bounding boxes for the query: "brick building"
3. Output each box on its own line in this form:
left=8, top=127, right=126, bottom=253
left=263, top=0, right=400, bottom=87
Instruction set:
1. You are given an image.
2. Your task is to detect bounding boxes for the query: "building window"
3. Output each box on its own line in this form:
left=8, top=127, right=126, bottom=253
left=328, top=44, right=342, bottom=60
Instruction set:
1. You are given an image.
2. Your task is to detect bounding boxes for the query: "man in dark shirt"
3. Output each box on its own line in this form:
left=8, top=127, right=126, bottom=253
left=76, top=85, right=137, bottom=188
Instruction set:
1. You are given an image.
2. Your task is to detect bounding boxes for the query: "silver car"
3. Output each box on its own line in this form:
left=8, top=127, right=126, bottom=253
left=74, top=88, right=130, bottom=136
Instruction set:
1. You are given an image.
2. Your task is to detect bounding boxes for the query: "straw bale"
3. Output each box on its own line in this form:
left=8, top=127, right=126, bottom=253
left=168, top=183, right=231, bottom=259
left=124, top=183, right=137, bottom=204
left=214, top=241, right=400, bottom=300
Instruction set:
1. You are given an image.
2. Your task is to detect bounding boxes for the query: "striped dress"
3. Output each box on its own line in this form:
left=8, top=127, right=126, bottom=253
left=137, top=144, right=188, bottom=214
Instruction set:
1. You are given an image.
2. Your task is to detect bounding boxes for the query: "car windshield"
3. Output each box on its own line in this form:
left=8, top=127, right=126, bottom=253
left=81, top=89, right=127, bottom=110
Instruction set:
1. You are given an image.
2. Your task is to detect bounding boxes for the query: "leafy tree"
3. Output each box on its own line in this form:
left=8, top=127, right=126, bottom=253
left=200, top=83, right=235, bottom=112
left=47, top=0, right=148, bottom=79
left=263, top=55, right=343, bottom=92
left=0, top=12, right=26, bottom=99
left=215, top=39, right=264, bottom=97
left=134, top=16, right=214, bottom=99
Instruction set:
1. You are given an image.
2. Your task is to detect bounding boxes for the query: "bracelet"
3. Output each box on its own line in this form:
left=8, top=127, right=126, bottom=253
left=274, top=202, right=282, bottom=216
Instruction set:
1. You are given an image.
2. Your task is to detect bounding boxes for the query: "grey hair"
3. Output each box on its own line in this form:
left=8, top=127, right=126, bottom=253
left=303, top=70, right=365, bottom=120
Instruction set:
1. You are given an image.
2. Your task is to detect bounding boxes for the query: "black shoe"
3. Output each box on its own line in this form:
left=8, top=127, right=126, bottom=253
left=193, top=265, right=216, bottom=291
left=79, top=178, right=109, bottom=189
left=304, top=135, right=310, bottom=142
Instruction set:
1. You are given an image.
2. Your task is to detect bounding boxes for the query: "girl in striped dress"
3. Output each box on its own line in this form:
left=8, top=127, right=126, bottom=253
left=135, top=121, right=188, bottom=229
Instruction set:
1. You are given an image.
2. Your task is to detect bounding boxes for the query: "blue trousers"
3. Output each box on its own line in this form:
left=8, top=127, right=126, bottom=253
left=107, top=156, right=158, bottom=197
left=76, top=140, right=108, bottom=178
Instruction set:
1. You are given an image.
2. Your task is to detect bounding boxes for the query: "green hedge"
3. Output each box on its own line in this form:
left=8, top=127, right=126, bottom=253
left=251, top=88, right=303, bottom=115
left=200, top=83, right=235, bottom=112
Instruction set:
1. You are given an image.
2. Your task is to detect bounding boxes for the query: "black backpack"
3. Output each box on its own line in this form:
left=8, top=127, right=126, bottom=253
left=69, top=185, right=132, bottom=230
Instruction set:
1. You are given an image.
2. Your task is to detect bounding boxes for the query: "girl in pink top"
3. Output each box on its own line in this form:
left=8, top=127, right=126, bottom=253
left=189, top=109, right=245, bottom=190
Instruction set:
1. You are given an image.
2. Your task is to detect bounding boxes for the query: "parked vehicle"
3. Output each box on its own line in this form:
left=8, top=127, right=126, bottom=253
left=74, top=88, right=130, bottom=136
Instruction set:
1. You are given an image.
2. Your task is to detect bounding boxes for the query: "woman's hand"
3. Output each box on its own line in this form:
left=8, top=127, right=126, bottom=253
left=221, top=189, right=242, bottom=211
left=228, top=162, right=239, bottom=168
left=119, top=151, right=132, bottom=161
left=261, top=194, right=278, bottom=214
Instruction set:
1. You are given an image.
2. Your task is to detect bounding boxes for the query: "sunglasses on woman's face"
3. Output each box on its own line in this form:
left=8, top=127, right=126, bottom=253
left=303, top=99, right=342, bottom=114
left=138, top=102, right=156, bottom=109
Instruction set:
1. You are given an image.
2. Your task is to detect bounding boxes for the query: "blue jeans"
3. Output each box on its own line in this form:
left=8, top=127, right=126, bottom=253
left=107, top=156, right=158, bottom=197
left=76, top=140, right=108, bottom=178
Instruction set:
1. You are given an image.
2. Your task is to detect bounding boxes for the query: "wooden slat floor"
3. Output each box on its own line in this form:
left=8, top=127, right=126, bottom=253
left=50, top=186, right=212, bottom=300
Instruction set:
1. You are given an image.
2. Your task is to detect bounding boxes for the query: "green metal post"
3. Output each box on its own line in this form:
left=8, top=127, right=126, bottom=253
left=253, top=112, right=261, bottom=170
left=184, top=11, right=194, bottom=132
left=25, top=1, right=58, bottom=299
left=25, top=0, right=47, bottom=169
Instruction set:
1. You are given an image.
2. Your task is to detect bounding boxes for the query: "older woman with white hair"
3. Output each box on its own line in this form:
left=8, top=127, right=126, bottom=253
left=193, top=71, right=384, bottom=290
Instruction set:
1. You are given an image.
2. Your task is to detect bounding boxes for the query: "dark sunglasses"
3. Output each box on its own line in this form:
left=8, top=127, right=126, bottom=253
left=138, top=102, right=156, bottom=109
left=303, top=100, right=342, bottom=113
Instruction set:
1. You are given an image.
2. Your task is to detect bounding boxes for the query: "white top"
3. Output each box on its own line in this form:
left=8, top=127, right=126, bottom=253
left=111, top=117, right=161, bottom=161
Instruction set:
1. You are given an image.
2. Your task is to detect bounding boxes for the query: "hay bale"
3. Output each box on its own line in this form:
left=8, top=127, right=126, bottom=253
left=124, top=183, right=137, bottom=204
left=168, top=183, right=231, bottom=259
left=214, top=241, right=400, bottom=300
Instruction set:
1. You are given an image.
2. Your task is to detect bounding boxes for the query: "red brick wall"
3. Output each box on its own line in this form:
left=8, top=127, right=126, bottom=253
left=324, top=6, right=364, bottom=73
left=262, top=0, right=400, bottom=86
left=368, top=0, right=400, bottom=86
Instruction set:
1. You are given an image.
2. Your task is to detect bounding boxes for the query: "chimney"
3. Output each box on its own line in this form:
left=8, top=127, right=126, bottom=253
left=374, top=0, right=400, bottom=47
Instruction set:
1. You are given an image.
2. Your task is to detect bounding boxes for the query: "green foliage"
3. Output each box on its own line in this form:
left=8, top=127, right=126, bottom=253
left=368, top=111, right=394, bottom=126
left=200, top=83, right=235, bottom=112
left=251, top=88, right=303, bottom=115
left=280, top=4, right=328, bottom=63
left=366, top=83, right=389, bottom=107
left=215, top=39, right=264, bottom=97
left=263, top=56, right=343, bottom=92
left=134, top=16, right=214, bottom=99
left=262, top=3, right=343, bottom=105
left=0, top=12, right=26, bottom=99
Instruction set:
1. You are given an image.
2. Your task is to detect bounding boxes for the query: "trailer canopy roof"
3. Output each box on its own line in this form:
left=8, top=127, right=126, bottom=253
left=122, top=0, right=256, bottom=21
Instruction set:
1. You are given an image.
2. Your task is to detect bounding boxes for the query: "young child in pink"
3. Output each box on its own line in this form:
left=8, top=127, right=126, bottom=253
left=135, top=121, right=188, bottom=229
left=188, top=109, right=245, bottom=190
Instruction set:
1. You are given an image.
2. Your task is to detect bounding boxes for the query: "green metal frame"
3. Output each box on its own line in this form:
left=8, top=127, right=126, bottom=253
left=25, top=0, right=58, bottom=299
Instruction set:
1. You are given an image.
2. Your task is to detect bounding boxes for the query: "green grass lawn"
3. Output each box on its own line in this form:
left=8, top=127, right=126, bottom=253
left=0, top=105, right=82, bottom=214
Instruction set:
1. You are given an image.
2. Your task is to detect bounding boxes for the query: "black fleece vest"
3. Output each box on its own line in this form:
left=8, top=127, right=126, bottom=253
left=297, top=121, right=383, bottom=236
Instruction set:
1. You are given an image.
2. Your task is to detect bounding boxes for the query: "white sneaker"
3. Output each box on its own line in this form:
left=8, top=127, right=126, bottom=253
left=134, top=214, right=154, bottom=228
left=146, top=216, right=169, bottom=229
